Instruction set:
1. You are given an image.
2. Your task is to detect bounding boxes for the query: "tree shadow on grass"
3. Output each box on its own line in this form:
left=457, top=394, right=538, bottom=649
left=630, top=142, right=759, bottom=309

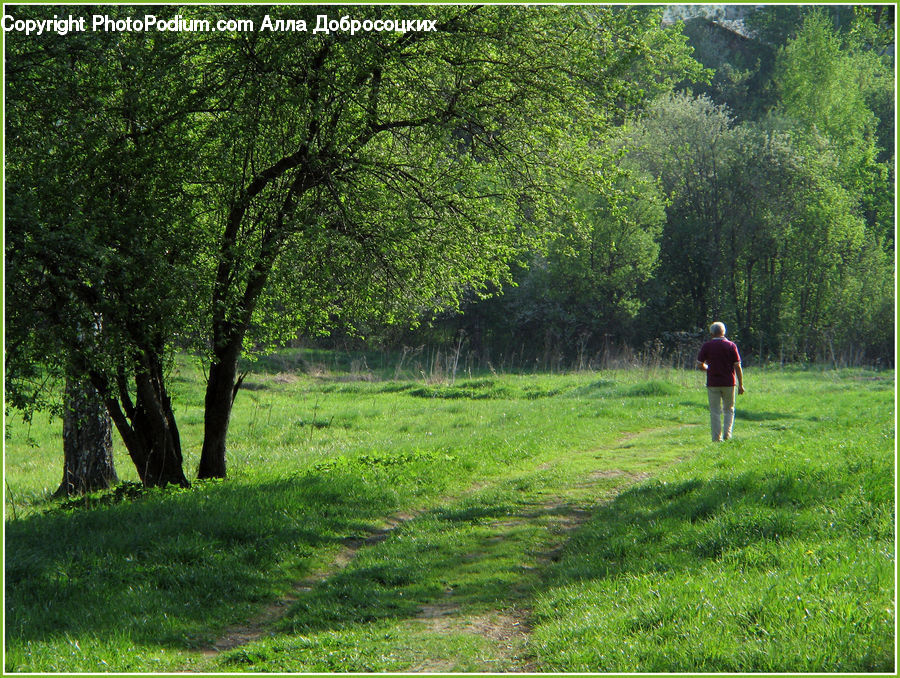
left=528, top=448, right=895, bottom=673
left=6, top=468, right=569, bottom=668
left=268, top=497, right=569, bottom=638
left=4, top=472, right=400, bottom=651
left=540, top=459, right=871, bottom=591
left=737, top=409, right=800, bottom=422
left=9, top=443, right=885, bottom=672
left=678, top=400, right=800, bottom=423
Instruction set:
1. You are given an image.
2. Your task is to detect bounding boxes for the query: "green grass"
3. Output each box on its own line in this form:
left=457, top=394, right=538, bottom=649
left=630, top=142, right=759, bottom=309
left=4, top=356, right=895, bottom=672
left=530, top=370, right=896, bottom=672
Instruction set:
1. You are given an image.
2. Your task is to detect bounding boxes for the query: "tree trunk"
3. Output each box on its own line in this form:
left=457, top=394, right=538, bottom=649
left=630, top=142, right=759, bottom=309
left=131, top=368, right=191, bottom=488
left=196, top=150, right=316, bottom=480
left=53, top=376, right=118, bottom=498
left=197, top=358, right=237, bottom=479
left=198, top=218, right=285, bottom=480
left=102, top=352, right=191, bottom=489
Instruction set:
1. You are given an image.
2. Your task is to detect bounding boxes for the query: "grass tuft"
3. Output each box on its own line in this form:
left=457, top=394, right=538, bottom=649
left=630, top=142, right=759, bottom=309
left=624, top=380, right=681, bottom=397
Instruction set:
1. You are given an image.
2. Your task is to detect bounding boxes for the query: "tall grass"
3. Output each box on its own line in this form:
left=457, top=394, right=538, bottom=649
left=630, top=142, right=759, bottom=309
left=4, top=355, right=894, bottom=672
left=530, top=370, right=895, bottom=672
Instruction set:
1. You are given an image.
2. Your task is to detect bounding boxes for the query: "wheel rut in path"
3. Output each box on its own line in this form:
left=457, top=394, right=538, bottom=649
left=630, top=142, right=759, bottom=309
left=198, top=424, right=690, bottom=668
left=199, top=512, right=413, bottom=656
left=402, top=464, right=657, bottom=672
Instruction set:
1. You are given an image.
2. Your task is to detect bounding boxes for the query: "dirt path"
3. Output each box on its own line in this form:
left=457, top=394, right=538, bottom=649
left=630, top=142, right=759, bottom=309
left=409, top=605, right=535, bottom=672
left=197, top=425, right=694, bottom=669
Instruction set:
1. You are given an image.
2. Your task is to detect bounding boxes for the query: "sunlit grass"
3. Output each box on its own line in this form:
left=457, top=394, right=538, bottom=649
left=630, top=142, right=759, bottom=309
left=530, top=370, right=895, bottom=672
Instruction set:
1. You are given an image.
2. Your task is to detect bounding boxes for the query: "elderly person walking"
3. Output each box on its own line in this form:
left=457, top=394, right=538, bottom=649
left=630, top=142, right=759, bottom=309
left=696, top=322, right=745, bottom=441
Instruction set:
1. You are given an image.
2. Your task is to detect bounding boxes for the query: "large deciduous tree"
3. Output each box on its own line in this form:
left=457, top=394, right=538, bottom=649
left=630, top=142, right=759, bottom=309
left=192, top=5, right=704, bottom=478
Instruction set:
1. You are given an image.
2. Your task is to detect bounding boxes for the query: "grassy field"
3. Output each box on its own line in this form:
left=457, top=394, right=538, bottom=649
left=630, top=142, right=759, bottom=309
left=4, top=351, right=895, bottom=672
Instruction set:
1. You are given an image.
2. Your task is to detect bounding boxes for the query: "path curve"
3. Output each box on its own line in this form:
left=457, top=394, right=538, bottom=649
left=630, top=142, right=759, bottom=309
left=197, top=422, right=696, bottom=668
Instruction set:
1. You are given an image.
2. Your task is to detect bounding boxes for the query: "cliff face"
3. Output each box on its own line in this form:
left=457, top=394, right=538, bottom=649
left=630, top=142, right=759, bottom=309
left=662, top=4, right=759, bottom=38
left=662, top=5, right=760, bottom=24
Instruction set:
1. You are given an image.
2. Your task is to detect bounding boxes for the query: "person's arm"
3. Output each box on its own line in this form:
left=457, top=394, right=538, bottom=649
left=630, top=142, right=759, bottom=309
left=735, top=362, right=745, bottom=394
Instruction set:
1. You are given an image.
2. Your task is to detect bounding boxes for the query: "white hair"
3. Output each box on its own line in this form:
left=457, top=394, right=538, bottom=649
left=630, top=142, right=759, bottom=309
left=710, top=321, right=726, bottom=337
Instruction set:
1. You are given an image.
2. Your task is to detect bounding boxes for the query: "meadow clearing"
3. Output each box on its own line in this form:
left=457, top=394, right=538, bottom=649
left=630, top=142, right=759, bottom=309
left=4, top=351, right=895, bottom=672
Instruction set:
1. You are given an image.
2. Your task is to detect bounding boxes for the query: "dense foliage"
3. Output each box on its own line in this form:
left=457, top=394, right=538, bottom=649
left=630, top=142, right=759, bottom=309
left=4, top=6, right=894, bottom=487
left=393, top=6, right=894, bottom=367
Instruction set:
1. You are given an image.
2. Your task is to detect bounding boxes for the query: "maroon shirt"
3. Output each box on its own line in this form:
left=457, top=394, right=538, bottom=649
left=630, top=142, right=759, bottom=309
left=697, top=338, right=741, bottom=387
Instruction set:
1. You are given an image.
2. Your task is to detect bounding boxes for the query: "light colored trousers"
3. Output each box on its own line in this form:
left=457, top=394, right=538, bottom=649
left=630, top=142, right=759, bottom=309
left=707, top=386, right=736, bottom=442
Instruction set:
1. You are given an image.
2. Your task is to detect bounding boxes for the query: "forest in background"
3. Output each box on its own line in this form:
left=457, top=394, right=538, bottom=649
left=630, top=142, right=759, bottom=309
left=330, top=5, right=896, bottom=369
